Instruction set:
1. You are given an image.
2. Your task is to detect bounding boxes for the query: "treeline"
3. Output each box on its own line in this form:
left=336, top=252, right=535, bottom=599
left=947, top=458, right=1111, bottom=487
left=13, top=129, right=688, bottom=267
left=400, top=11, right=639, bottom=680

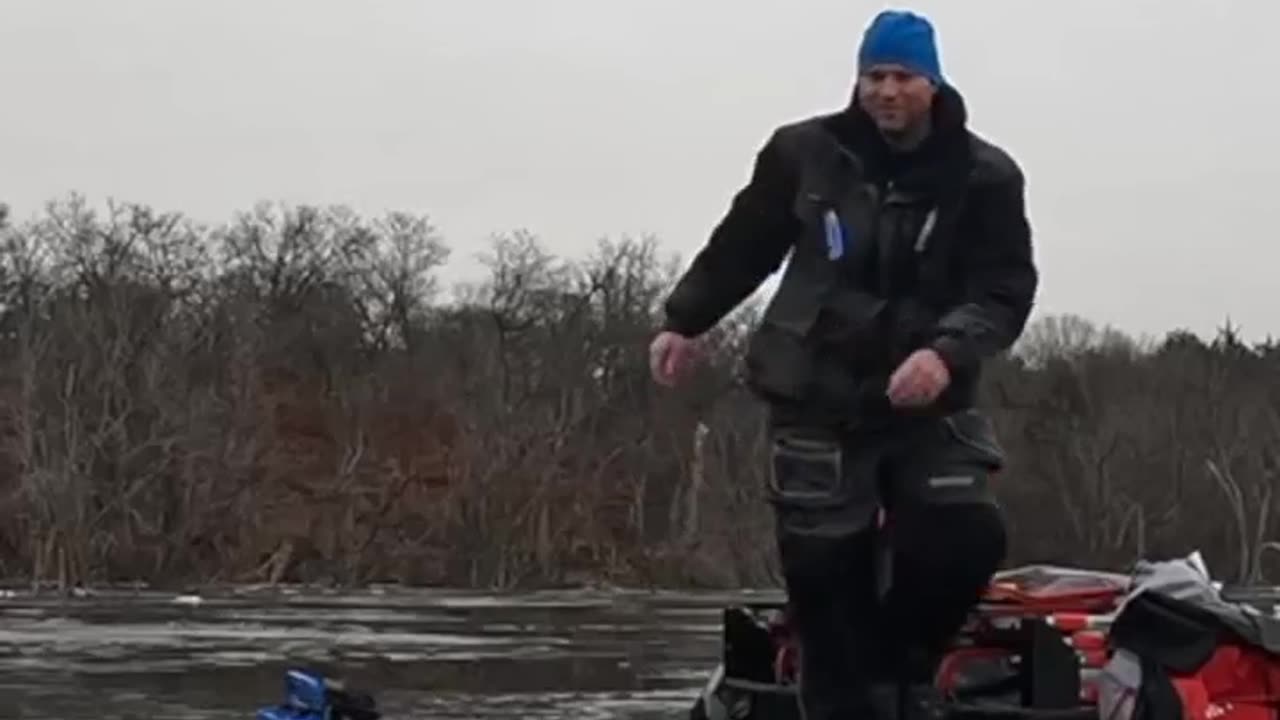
left=0, top=196, right=1275, bottom=591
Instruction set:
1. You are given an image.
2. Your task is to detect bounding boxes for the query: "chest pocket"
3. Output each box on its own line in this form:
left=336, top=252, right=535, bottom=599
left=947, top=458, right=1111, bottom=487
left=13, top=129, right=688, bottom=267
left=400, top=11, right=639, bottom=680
left=790, top=156, right=882, bottom=291
left=876, top=187, right=940, bottom=297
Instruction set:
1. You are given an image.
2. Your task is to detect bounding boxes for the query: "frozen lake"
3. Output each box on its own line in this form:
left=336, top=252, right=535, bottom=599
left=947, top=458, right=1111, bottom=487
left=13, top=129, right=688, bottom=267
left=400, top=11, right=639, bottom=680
left=0, top=585, right=784, bottom=719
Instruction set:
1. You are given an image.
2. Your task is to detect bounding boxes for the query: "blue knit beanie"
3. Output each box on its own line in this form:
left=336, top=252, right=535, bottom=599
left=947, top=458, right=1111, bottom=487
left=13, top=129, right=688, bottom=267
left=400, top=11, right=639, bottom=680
left=857, top=9, right=944, bottom=85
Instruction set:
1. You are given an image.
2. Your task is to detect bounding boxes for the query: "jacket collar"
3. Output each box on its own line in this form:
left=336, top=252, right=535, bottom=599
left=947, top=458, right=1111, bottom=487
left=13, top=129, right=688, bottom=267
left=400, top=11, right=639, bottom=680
left=823, top=83, right=973, bottom=192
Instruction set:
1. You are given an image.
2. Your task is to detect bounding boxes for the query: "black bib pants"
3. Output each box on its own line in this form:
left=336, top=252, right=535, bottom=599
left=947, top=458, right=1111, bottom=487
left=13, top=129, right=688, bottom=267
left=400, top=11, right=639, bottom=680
left=767, top=407, right=1009, bottom=719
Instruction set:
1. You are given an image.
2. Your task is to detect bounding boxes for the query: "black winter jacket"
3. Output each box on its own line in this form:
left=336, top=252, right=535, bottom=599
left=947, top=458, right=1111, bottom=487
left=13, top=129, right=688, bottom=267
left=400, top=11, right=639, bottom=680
left=661, top=84, right=1038, bottom=421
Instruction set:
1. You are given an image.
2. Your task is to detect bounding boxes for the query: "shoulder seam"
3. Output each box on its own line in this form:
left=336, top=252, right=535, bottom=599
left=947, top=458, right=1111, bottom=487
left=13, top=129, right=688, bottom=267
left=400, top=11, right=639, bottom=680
left=967, top=132, right=1022, bottom=185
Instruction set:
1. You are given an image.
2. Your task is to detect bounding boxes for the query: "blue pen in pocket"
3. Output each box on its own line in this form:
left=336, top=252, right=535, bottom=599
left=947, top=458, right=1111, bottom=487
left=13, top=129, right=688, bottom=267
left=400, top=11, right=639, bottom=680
left=823, top=209, right=846, bottom=260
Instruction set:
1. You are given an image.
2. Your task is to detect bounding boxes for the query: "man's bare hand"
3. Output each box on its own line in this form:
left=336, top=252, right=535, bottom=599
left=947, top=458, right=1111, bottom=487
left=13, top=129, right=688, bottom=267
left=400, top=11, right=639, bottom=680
left=649, top=330, right=699, bottom=387
left=886, top=348, right=951, bottom=407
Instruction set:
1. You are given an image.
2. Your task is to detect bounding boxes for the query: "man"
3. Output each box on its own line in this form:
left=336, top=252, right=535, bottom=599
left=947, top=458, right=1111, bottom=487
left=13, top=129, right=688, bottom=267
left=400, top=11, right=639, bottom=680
left=649, top=8, right=1038, bottom=720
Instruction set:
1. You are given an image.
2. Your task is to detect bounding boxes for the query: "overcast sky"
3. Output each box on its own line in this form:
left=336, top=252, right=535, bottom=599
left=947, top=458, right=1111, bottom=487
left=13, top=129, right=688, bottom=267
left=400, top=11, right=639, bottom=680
left=1, top=1, right=1275, bottom=342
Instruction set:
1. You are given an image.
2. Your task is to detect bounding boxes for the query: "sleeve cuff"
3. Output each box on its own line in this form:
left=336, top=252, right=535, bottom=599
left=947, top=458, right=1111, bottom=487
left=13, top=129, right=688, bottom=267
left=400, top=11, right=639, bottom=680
left=661, top=315, right=702, bottom=338
left=930, top=334, right=975, bottom=378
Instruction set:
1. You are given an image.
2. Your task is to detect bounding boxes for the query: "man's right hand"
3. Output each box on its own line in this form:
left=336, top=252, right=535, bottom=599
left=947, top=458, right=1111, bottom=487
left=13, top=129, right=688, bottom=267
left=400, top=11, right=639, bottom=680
left=648, top=330, right=699, bottom=387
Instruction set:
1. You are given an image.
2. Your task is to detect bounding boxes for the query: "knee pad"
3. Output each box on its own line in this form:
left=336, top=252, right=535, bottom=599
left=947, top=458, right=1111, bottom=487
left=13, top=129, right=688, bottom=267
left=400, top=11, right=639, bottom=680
left=883, top=503, right=1007, bottom=682
left=777, top=526, right=879, bottom=591
left=893, top=502, right=1007, bottom=586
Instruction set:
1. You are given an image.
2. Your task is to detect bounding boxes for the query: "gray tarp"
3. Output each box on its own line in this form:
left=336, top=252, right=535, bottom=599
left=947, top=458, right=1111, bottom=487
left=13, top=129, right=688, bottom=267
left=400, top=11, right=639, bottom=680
left=1098, top=551, right=1280, bottom=719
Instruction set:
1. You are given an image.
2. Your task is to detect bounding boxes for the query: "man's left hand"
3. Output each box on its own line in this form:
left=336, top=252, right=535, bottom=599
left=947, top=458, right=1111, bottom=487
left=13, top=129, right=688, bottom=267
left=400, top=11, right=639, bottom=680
left=886, top=348, right=951, bottom=407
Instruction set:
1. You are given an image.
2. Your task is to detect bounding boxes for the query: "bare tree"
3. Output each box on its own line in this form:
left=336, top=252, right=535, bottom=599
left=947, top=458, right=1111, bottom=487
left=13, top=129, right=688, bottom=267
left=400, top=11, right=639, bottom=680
left=0, top=192, right=1275, bottom=591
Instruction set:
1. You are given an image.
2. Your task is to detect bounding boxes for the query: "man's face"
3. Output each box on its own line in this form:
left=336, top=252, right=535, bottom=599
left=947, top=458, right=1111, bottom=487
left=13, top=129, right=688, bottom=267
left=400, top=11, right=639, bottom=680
left=857, top=64, right=936, bottom=133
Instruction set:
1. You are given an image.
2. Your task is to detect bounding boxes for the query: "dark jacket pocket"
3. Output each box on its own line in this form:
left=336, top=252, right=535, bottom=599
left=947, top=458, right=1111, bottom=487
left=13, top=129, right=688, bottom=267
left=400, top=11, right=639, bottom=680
left=942, top=409, right=1006, bottom=470
left=767, top=433, right=845, bottom=509
left=767, top=430, right=880, bottom=537
left=744, top=320, right=817, bottom=403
